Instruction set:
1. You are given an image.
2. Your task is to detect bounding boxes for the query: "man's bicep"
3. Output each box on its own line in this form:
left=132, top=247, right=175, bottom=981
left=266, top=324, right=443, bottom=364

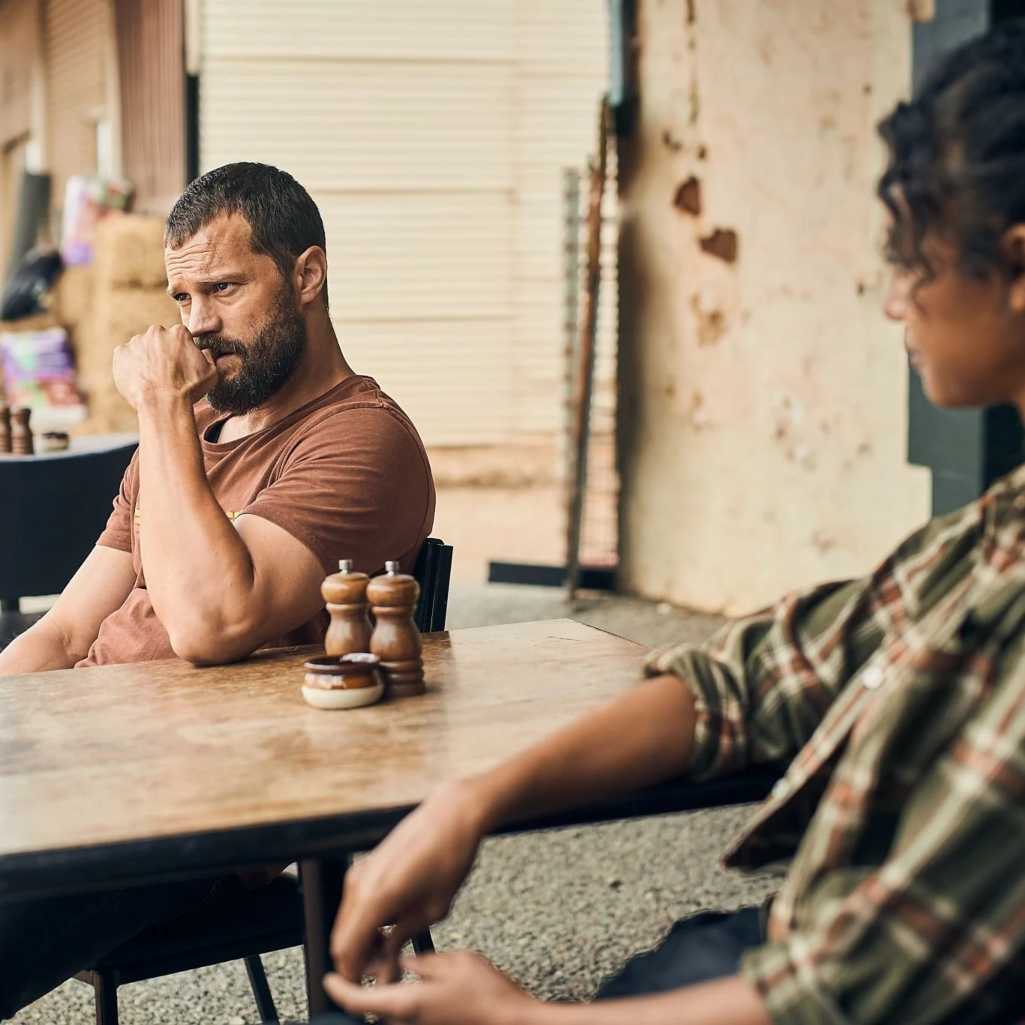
left=234, top=513, right=327, bottom=637
left=45, top=545, right=137, bottom=659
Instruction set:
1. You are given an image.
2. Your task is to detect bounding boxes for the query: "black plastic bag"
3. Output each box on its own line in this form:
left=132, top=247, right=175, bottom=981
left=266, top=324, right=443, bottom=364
left=1, top=249, right=63, bottom=321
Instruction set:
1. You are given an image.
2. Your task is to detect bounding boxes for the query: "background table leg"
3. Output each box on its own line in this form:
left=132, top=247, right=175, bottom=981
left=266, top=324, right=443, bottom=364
left=300, top=855, right=350, bottom=1017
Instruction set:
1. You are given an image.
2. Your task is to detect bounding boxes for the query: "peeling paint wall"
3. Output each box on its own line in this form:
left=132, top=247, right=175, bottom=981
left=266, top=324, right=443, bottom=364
left=618, top=0, right=932, bottom=616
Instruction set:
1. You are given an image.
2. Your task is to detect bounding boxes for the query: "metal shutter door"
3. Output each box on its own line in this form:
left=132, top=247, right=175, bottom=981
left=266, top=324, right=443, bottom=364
left=199, top=0, right=609, bottom=447
left=44, top=0, right=109, bottom=209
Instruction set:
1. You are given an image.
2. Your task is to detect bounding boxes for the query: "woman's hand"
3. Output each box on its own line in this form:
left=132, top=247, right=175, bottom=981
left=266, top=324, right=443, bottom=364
left=330, top=780, right=490, bottom=983
left=325, top=951, right=537, bottom=1025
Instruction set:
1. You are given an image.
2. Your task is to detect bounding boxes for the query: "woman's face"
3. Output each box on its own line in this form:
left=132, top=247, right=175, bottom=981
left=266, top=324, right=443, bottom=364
left=883, top=232, right=1025, bottom=409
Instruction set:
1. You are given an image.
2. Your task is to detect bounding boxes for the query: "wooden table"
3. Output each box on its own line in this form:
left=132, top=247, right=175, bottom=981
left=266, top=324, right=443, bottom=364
left=0, top=618, right=777, bottom=1013
left=0, top=620, right=646, bottom=1012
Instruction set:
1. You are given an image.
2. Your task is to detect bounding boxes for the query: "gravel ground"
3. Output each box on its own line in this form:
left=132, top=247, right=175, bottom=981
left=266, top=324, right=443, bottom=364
left=12, top=584, right=777, bottom=1025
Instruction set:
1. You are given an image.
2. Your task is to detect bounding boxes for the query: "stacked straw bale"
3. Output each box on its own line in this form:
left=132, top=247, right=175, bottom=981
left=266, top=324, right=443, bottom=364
left=56, top=214, right=179, bottom=434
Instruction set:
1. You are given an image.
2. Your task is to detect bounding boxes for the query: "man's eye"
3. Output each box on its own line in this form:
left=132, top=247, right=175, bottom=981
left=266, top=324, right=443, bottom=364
left=214, top=282, right=235, bottom=293
left=172, top=293, right=189, bottom=304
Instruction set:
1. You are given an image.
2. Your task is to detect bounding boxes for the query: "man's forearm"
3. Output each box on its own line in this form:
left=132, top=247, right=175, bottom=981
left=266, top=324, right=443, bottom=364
left=462, top=672, right=698, bottom=834
left=0, top=617, right=78, bottom=674
left=136, top=396, right=257, bottom=660
left=524, top=975, right=770, bottom=1025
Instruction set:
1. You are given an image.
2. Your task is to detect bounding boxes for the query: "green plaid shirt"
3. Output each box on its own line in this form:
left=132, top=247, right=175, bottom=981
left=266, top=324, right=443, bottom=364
left=645, top=469, right=1025, bottom=1025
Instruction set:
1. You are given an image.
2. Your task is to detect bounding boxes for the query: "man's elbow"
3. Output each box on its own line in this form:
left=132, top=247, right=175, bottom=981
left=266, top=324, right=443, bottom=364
left=166, top=616, right=260, bottom=666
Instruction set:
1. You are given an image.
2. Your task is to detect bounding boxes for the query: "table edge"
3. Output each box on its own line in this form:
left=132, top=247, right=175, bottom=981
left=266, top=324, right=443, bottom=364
left=0, top=771, right=779, bottom=900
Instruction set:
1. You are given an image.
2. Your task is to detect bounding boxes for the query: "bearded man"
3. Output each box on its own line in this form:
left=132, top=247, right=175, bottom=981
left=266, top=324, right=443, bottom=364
left=0, top=164, right=435, bottom=1018
left=0, top=161, right=435, bottom=675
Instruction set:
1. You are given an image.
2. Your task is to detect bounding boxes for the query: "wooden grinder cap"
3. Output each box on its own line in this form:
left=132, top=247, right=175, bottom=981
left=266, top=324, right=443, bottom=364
left=321, top=559, right=371, bottom=605
left=366, top=561, right=419, bottom=606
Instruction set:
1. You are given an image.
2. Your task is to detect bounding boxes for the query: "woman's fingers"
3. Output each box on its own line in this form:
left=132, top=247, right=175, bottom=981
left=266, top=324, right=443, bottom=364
left=323, top=972, right=418, bottom=1021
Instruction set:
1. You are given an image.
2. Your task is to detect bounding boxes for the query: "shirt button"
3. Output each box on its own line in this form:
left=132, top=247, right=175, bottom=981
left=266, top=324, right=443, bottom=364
left=862, top=665, right=884, bottom=690
left=771, top=778, right=790, bottom=800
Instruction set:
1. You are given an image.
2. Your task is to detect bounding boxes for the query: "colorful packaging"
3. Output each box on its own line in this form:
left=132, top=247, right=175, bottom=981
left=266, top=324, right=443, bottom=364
left=0, top=327, right=86, bottom=423
left=59, top=175, right=133, bottom=267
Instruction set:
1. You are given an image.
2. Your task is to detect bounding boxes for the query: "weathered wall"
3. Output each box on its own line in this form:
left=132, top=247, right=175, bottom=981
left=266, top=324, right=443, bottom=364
left=618, top=0, right=932, bottom=615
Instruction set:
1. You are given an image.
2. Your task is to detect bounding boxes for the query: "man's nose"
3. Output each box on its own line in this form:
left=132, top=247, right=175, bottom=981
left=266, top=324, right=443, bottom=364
left=186, top=297, right=221, bottom=337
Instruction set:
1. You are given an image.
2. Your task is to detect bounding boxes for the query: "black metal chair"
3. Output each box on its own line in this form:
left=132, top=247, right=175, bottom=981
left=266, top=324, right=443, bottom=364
left=0, top=435, right=137, bottom=643
left=74, top=537, right=453, bottom=1025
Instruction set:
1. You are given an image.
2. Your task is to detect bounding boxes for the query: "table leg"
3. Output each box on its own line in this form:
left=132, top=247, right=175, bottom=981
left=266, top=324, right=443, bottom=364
left=300, top=855, right=351, bottom=1017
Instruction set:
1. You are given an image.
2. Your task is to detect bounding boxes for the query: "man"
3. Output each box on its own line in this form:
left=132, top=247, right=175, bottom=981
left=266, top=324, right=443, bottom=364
left=0, top=162, right=434, bottom=1019
left=0, top=161, right=434, bottom=675
left=320, top=25, right=1025, bottom=1025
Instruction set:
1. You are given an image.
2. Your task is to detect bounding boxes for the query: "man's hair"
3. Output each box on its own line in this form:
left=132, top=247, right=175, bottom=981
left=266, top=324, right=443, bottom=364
left=877, top=21, right=1025, bottom=281
left=165, top=162, right=328, bottom=305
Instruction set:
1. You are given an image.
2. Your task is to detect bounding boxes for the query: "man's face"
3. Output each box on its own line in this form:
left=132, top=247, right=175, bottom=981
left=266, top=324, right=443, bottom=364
left=165, top=213, right=306, bottom=414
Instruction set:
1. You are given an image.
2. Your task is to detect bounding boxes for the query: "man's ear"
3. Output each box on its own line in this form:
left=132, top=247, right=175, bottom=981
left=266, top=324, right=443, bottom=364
left=295, top=246, right=328, bottom=306
left=1003, top=225, right=1025, bottom=314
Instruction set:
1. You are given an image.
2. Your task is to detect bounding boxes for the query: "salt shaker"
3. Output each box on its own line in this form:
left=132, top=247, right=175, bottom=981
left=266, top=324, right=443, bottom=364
left=10, top=407, right=33, bottom=456
left=322, top=559, right=373, bottom=656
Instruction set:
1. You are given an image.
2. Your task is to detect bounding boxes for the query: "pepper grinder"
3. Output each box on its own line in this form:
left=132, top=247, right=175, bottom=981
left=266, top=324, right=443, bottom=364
left=0, top=403, right=10, bottom=454
left=322, top=559, right=373, bottom=656
left=10, top=407, right=33, bottom=456
left=367, top=561, right=424, bottom=697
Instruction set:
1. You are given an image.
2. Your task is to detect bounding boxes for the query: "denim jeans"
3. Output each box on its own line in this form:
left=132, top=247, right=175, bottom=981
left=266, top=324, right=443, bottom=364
left=309, top=906, right=763, bottom=1024
left=0, top=874, right=230, bottom=1020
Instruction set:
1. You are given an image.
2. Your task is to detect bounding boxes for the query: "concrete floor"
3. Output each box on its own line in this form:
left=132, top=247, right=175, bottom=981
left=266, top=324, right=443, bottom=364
left=11, top=583, right=777, bottom=1025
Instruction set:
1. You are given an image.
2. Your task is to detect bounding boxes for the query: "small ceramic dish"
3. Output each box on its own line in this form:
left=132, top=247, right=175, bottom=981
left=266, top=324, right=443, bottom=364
left=38, top=431, right=70, bottom=453
left=302, top=652, right=384, bottom=709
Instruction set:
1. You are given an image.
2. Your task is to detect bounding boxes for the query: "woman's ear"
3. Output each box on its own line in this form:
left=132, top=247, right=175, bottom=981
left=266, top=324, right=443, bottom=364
left=1003, top=225, right=1025, bottom=314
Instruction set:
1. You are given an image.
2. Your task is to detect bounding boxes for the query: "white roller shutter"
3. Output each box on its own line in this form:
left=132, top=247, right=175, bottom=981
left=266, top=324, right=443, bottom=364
left=44, top=0, right=109, bottom=209
left=199, top=0, right=609, bottom=447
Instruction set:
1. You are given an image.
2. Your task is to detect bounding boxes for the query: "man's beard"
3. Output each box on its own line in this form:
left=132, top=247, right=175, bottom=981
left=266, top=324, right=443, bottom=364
left=201, top=288, right=307, bottom=415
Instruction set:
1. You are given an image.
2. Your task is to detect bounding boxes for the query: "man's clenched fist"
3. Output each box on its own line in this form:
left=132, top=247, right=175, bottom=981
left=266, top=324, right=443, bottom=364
left=113, top=325, right=220, bottom=411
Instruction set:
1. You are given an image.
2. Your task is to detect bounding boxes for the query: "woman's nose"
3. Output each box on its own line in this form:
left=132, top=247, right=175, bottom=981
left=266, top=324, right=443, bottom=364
left=883, top=267, right=911, bottom=322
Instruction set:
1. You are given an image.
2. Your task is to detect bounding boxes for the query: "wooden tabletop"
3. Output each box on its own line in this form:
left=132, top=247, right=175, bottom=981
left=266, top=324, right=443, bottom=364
left=0, top=620, right=647, bottom=896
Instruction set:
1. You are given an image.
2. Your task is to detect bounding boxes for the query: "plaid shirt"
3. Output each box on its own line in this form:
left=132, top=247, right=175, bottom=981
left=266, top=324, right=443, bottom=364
left=644, top=469, right=1025, bottom=1025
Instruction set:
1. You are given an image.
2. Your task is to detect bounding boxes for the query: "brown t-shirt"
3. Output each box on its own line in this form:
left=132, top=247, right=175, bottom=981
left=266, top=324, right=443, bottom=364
left=77, top=376, right=435, bottom=667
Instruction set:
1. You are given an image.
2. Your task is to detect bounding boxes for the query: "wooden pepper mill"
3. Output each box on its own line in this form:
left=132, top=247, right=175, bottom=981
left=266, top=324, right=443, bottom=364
left=10, top=406, right=33, bottom=456
left=322, top=559, right=373, bottom=656
left=0, top=403, right=10, bottom=454
left=367, top=561, right=424, bottom=697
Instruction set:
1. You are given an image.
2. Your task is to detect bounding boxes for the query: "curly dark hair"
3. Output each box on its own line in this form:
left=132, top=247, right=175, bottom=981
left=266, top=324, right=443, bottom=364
left=165, top=162, right=329, bottom=307
left=877, top=21, right=1025, bottom=281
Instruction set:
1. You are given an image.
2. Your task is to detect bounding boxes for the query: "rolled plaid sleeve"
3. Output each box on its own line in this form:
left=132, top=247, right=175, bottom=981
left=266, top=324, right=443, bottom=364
left=740, top=644, right=1025, bottom=1025
left=643, top=510, right=978, bottom=780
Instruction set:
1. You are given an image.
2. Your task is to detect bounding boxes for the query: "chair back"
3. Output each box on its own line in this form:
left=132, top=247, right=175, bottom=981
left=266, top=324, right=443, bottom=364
left=411, top=537, right=453, bottom=633
left=0, top=436, right=137, bottom=603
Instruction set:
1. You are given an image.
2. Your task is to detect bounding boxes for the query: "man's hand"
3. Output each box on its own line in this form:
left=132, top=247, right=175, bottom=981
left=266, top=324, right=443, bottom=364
left=330, top=781, right=488, bottom=984
left=325, top=951, right=535, bottom=1025
left=113, top=324, right=219, bottom=410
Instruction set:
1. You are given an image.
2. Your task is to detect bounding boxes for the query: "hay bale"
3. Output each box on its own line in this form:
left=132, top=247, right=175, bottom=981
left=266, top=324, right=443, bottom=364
left=0, top=312, right=59, bottom=333
left=71, top=285, right=181, bottom=432
left=89, top=285, right=180, bottom=356
left=93, top=214, right=168, bottom=289
left=51, top=265, right=95, bottom=332
left=72, top=370, right=137, bottom=436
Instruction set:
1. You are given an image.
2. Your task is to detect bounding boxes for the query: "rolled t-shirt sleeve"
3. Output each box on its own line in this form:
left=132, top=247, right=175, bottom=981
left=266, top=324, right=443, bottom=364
left=96, top=450, right=139, bottom=554
left=240, top=406, right=434, bottom=576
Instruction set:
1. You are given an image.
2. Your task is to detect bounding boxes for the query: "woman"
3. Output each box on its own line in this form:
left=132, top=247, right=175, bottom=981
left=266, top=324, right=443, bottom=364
left=320, top=24, right=1025, bottom=1025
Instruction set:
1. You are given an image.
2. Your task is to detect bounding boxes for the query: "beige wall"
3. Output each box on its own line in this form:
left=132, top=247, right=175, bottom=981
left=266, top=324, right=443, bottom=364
left=618, top=0, right=932, bottom=616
